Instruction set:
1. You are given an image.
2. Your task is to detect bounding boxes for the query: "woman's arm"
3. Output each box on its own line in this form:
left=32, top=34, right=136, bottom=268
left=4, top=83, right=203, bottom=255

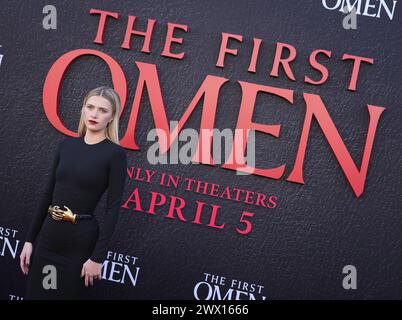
left=90, top=147, right=127, bottom=263
left=24, top=139, right=64, bottom=243
left=19, top=242, right=32, bottom=275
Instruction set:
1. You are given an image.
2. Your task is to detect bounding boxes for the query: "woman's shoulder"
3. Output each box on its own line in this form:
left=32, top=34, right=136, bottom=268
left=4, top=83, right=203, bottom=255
left=57, top=136, right=126, bottom=158
left=106, top=142, right=127, bottom=169
left=105, top=139, right=127, bottom=159
left=59, top=135, right=78, bottom=148
left=56, top=136, right=72, bottom=149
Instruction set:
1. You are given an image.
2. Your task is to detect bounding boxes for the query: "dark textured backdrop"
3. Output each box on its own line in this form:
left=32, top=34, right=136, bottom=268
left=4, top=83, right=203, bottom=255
left=0, top=0, right=401, bottom=299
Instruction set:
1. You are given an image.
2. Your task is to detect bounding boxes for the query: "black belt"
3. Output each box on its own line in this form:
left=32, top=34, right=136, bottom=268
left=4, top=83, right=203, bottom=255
left=48, top=205, right=93, bottom=224
left=75, top=214, right=93, bottom=220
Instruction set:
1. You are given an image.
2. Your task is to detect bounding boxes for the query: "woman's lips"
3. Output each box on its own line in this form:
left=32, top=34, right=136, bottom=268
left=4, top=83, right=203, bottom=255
left=89, top=120, right=98, bottom=125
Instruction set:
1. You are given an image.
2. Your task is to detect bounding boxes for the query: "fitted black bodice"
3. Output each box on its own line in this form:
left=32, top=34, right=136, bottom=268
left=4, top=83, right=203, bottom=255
left=25, top=136, right=127, bottom=263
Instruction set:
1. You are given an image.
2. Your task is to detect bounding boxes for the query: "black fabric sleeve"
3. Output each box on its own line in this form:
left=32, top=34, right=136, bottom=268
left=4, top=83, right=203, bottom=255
left=90, top=148, right=127, bottom=263
left=25, top=139, right=64, bottom=243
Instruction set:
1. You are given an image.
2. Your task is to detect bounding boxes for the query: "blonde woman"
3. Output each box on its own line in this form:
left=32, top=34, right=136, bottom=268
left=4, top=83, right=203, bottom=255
left=19, top=86, right=127, bottom=299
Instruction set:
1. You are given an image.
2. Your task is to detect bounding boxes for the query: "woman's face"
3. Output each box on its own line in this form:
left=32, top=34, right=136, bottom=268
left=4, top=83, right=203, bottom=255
left=83, top=95, right=113, bottom=133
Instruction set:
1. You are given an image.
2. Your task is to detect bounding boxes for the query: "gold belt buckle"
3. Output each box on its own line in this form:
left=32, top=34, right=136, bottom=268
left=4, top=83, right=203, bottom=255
left=48, top=205, right=77, bottom=224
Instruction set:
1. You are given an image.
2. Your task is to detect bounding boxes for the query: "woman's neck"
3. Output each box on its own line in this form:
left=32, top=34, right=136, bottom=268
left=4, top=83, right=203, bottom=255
left=84, top=131, right=107, bottom=144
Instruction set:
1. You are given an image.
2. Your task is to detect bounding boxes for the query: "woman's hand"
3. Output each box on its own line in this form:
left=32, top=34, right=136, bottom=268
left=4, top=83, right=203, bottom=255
left=20, top=242, right=33, bottom=275
left=81, top=259, right=102, bottom=287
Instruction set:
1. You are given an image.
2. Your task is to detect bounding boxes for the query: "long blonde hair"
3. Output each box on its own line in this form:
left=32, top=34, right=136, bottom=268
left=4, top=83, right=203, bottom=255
left=77, top=86, right=122, bottom=145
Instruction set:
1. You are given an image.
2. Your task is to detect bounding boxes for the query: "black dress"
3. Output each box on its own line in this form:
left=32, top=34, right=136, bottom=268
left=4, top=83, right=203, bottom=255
left=24, top=136, right=127, bottom=299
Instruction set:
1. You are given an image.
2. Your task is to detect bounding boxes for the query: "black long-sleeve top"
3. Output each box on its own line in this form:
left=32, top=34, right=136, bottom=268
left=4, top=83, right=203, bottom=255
left=25, top=136, right=127, bottom=263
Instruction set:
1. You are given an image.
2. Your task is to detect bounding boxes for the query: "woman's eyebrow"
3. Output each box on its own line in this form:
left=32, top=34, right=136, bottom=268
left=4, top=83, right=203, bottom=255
left=87, top=103, right=109, bottom=110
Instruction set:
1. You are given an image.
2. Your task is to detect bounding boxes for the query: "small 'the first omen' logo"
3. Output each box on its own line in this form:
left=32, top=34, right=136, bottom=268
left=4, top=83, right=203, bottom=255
left=322, top=0, right=398, bottom=21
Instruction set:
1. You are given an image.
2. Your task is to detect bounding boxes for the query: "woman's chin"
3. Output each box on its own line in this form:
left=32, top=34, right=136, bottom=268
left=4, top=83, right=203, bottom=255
left=86, top=126, right=103, bottom=133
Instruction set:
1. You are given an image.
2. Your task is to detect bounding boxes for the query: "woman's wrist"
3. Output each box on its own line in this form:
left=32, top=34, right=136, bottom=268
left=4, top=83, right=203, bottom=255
left=89, top=258, right=102, bottom=264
